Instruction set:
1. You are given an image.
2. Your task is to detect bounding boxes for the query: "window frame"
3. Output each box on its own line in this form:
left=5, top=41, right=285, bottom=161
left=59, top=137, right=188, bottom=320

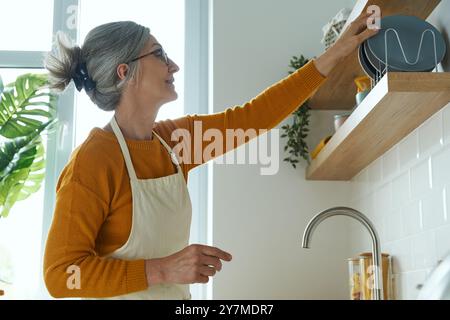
left=184, top=0, right=210, bottom=300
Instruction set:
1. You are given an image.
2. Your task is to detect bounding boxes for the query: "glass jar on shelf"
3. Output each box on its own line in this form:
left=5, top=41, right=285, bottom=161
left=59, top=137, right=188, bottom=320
left=347, top=258, right=362, bottom=300
left=359, top=252, right=395, bottom=300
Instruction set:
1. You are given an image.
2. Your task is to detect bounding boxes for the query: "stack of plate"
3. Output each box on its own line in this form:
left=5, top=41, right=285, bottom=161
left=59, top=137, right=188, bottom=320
left=358, top=15, right=446, bottom=81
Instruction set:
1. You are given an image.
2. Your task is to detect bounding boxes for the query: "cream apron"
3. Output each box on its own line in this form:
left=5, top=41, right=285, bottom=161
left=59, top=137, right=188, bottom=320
left=108, top=116, right=192, bottom=299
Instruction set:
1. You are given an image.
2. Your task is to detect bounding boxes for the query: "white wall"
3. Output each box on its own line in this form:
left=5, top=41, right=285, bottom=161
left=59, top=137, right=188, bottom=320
left=348, top=1, right=450, bottom=300
left=209, top=0, right=355, bottom=299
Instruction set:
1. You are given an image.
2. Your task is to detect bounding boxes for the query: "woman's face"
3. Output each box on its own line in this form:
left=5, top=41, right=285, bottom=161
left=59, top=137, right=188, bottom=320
left=131, top=35, right=180, bottom=108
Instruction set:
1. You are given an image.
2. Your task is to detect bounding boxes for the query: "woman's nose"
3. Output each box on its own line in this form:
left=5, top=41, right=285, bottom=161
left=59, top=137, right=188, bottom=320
left=168, top=58, right=180, bottom=73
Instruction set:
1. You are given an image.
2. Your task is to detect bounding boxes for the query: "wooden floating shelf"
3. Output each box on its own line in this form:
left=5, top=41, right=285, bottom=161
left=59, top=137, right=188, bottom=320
left=306, top=72, right=450, bottom=181
left=309, top=0, right=441, bottom=110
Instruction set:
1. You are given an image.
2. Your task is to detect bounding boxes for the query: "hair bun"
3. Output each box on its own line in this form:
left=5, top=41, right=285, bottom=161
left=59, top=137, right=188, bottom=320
left=44, top=32, right=84, bottom=92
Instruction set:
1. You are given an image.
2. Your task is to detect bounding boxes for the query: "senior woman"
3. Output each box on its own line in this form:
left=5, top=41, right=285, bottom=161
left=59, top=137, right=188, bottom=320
left=43, top=13, right=377, bottom=299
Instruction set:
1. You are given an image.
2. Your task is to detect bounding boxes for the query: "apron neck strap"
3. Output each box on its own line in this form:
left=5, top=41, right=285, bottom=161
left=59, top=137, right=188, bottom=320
left=110, top=117, right=181, bottom=182
left=110, top=116, right=139, bottom=181
left=151, top=130, right=181, bottom=168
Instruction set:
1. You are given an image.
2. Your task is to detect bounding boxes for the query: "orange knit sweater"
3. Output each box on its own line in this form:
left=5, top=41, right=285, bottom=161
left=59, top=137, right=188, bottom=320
left=43, top=60, right=326, bottom=298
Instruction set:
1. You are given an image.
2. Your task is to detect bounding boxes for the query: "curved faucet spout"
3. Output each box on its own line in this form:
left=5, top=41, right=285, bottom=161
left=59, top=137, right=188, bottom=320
left=302, top=206, right=384, bottom=300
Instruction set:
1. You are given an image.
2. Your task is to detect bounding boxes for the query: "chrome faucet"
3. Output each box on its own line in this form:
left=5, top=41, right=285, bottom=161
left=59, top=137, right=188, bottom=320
left=301, top=206, right=384, bottom=300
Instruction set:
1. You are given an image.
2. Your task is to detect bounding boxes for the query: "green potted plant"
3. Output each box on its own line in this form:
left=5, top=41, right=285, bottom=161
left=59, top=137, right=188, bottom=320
left=0, top=73, right=56, bottom=218
left=281, top=54, right=311, bottom=168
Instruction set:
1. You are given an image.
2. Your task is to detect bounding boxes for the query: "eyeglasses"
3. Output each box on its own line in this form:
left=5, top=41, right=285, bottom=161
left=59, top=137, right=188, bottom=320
left=128, top=47, right=169, bottom=65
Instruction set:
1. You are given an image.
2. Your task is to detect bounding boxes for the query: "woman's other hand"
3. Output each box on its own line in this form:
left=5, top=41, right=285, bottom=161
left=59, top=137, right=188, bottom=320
left=145, top=244, right=233, bottom=286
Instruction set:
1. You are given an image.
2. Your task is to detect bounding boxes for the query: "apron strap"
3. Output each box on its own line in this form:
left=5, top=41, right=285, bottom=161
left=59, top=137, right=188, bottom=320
left=110, top=116, right=138, bottom=182
left=151, top=130, right=181, bottom=168
left=110, top=116, right=181, bottom=182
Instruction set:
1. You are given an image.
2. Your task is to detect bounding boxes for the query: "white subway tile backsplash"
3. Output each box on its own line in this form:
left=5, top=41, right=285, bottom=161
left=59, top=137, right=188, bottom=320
left=390, top=239, right=413, bottom=274
left=350, top=222, right=371, bottom=252
left=434, top=224, right=450, bottom=261
left=368, top=159, right=382, bottom=188
left=386, top=210, right=405, bottom=242
left=366, top=193, right=376, bottom=219
left=418, top=111, right=443, bottom=157
left=402, top=200, right=423, bottom=236
left=421, top=189, right=446, bottom=230
left=411, top=231, right=437, bottom=270
left=350, top=171, right=363, bottom=201
left=399, top=131, right=419, bottom=169
left=361, top=170, right=370, bottom=197
left=398, top=239, right=414, bottom=273
left=442, top=103, right=450, bottom=145
left=376, top=216, right=387, bottom=243
left=371, top=205, right=383, bottom=230
left=376, top=182, right=392, bottom=215
left=391, top=172, right=410, bottom=209
left=350, top=104, right=450, bottom=299
left=431, top=145, right=450, bottom=189
left=382, top=146, right=399, bottom=181
left=410, top=159, right=432, bottom=199
left=351, top=175, right=360, bottom=201
left=352, top=199, right=364, bottom=214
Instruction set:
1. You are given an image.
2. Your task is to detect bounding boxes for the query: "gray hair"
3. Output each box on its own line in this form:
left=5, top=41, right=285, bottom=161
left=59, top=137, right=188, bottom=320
left=44, top=21, right=150, bottom=111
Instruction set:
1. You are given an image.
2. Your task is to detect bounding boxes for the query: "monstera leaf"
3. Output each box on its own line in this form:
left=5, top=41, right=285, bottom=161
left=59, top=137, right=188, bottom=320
left=0, top=135, right=47, bottom=217
left=0, top=73, right=56, bottom=138
left=0, top=75, right=3, bottom=107
left=0, top=73, right=57, bottom=218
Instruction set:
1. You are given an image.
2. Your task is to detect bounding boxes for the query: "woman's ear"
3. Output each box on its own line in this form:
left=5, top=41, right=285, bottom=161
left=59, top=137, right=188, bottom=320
left=117, top=63, right=129, bottom=80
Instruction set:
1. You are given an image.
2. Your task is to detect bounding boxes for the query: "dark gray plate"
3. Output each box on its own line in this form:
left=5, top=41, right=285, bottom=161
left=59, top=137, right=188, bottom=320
left=365, top=39, right=434, bottom=74
left=365, top=40, right=392, bottom=73
left=366, top=15, right=446, bottom=72
left=358, top=43, right=377, bottom=80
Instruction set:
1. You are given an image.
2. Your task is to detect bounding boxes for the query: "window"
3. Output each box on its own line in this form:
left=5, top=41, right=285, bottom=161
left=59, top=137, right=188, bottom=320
left=0, top=0, right=54, bottom=51
left=0, top=69, right=47, bottom=299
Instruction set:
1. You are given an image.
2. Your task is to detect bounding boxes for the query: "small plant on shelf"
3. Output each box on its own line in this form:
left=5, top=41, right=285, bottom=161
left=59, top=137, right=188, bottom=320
left=281, top=54, right=311, bottom=169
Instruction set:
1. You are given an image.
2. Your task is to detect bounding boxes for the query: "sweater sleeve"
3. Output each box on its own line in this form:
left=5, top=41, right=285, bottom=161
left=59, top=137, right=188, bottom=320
left=168, top=59, right=326, bottom=172
left=43, top=174, right=147, bottom=298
